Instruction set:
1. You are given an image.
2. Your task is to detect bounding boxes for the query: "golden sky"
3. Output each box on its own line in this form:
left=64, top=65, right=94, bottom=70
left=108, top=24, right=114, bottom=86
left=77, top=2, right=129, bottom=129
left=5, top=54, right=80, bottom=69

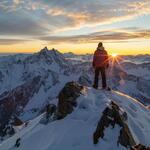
left=0, top=0, right=150, bottom=55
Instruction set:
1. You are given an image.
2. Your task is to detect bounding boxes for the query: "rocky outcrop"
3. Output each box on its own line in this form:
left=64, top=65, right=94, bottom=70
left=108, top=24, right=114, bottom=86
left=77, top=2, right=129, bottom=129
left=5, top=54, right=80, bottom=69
left=45, top=104, right=57, bottom=119
left=93, top=101, right=136, bottom=148
left=40, top=104, right=57, bottom=124
left=131, top=144, right=150, bottom=150
left=12, top=117, right=24, bottom=126
left=57, top=82, right=83, bottom=119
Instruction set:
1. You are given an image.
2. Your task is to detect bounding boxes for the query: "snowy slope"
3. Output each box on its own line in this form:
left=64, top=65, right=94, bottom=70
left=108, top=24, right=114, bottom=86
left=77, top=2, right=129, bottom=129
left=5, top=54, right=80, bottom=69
left=0, top=87, right=149, bottom=150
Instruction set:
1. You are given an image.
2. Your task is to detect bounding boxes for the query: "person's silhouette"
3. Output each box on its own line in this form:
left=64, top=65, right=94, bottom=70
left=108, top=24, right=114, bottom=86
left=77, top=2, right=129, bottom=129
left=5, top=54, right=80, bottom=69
left=92, top=42, right=110, bottom=90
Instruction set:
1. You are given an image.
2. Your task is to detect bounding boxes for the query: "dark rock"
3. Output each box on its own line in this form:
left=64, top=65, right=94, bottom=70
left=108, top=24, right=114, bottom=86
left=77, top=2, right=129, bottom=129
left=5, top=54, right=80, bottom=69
left=12, top=117, right=23, bottom=126
left=0, top=120, right=15, bottom=137
left=118, top=123, right=136, bottom=148
left=93, top=101, right=136, bottom=148
left=131, top=144, right=150, bottom=150
left=57, top=82, right=83, bottom=119
left=45, top=104, right=57, bottom=120
left=15, top=138, right=21, bottom=148
left=40, top=104, right=57, bottom=124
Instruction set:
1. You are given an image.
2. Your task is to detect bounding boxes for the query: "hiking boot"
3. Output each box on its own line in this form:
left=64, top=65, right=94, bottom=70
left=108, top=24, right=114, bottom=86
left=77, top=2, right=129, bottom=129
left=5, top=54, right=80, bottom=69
left=102, top=87, right=111, bottom=91
left=93, top=85, right=98, bottom=89
left=106, top=87, right=111, bottom=91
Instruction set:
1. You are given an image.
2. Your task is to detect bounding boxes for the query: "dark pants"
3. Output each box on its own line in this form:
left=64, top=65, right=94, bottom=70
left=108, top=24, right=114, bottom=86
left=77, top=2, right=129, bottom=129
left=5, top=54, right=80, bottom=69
left=93, top=67, right=107, bottom=89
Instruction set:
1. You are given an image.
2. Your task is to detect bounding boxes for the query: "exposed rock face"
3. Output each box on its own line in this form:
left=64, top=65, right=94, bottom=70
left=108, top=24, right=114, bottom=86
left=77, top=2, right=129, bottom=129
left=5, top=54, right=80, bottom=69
left=45, top=104, right=57, bottom=119
left=0, top=76, right=42, bottom=128
left=57, top=82, right=83, bottom=119
left=131, top=144, right=150, bottom=150
left=118, top=123, right=136, bottom=148
left=93, top=101, right=136, bottom=148
left=40, top=104, right=57, bottom=124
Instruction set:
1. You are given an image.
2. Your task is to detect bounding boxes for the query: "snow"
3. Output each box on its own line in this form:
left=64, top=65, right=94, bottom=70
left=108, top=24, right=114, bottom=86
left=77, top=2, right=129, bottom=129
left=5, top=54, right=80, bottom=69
left=27, top=74, right=77, bottom=108
left=0, top=88, right=149, bottom=150
left=0, top=113, right=45, bottom=150
left=0, top=50, right=149, bottom=149
left=127, top=68, right=150, bottom=80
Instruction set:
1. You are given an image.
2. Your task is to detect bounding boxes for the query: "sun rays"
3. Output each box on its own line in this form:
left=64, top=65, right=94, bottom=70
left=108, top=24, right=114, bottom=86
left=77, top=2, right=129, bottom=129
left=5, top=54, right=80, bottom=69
left=107, top=53, right=125, bottom=80
left=111, top=53, right=118, bottom=58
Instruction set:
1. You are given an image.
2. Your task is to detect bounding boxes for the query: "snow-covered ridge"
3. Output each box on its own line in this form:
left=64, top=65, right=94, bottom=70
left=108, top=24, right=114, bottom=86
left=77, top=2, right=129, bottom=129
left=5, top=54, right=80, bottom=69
left=0, top=85, right=149, bottom=150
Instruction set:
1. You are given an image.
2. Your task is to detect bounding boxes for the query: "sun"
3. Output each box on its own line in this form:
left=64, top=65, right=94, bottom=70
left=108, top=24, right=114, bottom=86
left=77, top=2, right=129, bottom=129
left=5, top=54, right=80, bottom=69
left=111, top=53, right=118, bottom=58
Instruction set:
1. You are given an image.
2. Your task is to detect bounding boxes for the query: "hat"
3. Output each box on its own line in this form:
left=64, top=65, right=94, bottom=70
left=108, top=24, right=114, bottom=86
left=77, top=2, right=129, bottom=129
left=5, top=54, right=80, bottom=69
left=98, top=42, right=103, bottom=47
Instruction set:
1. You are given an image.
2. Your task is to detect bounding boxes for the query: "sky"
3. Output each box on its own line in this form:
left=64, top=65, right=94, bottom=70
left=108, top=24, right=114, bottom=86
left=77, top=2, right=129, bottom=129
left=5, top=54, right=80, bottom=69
left=0, top=0, right=150, bottom=55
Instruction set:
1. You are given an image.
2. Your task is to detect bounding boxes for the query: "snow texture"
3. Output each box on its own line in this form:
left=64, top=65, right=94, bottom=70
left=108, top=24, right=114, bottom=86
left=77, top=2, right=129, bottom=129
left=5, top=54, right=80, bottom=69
left=0, top=88, right=150, bottom=150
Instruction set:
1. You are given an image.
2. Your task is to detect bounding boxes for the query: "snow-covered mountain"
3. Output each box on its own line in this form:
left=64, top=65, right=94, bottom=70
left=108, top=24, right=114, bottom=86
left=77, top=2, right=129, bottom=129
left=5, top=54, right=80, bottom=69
left=0, top=82, right=149, bottom=150
left=0, top=47, right=92, bottom=138
left=0, top=48, right=149, bottom=123
left=107, top=61, right=150, bottom=105
left=0, top=48, right=149, bottom=149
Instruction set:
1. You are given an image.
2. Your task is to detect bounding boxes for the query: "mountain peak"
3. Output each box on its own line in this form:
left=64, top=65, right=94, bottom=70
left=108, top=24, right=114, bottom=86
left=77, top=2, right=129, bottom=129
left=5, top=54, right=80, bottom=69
left=29, top=47, right=69, bottom=68
left=39, top=46, right=49, bottom=54
left=39, top=47, right=60, bottom=56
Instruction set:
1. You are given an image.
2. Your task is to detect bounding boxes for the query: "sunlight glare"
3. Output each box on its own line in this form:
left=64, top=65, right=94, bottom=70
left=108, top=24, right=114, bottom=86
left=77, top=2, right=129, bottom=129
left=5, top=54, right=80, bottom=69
left=111, top=53, right=118, bottom=57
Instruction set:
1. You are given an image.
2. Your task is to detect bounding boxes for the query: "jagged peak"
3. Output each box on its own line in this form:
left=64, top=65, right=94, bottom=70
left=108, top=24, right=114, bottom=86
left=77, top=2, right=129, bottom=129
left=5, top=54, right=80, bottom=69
left=23, top=47, right=69, bottom=67
left=39, top=47, right=60, bottom=56
left=40, top=46, right=49, bottom=53
left=23, top=46, right=63, bottom=62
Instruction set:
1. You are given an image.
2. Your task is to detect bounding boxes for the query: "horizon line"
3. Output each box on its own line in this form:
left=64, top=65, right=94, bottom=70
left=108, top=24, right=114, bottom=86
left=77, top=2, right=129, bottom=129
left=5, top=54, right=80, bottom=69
left=0, top=51, right=149, bottom=56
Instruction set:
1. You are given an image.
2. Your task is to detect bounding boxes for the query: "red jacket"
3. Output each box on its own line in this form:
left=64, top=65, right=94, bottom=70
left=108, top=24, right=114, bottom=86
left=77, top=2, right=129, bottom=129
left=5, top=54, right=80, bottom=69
left=92, top=49, right=109, bottom=68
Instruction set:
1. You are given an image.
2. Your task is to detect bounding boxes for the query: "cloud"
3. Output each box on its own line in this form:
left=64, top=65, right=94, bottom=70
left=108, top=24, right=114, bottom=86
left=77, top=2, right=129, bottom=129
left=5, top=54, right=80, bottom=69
left=0, top=39, right=30, bottom=45
left=39, top=28, right=150, bottom=44
left=0, top=0, right=22, bottom=12
left=37, top=0, right=150, bottom=30
left=0, top=0, right=150, bottom=38
left=13, top=0, right=20, bottom=5
left=0, top=10, right=49, bottom=36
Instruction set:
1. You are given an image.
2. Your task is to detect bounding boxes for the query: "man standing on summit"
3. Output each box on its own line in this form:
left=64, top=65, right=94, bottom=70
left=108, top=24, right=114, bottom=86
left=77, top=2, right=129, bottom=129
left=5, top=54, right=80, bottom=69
left=92, top=42, right=110, bottom=90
